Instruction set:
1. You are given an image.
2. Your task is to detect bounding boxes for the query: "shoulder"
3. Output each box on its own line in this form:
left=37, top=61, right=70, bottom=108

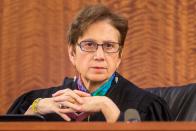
left=25, top=77, right=75, bottom=99
left=21, top=77, right=75, bottom=100
left=116, top=73, right=172, bottom=120
left=116, top=73, right=154, bottom=103
left=7, top=77, right=75, bottom=114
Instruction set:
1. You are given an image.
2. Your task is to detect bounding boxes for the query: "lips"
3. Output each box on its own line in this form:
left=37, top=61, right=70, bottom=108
left=91, top=67, right=107, bottom=69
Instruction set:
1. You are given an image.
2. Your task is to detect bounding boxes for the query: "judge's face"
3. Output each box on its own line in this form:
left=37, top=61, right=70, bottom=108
left=68, top=20, right=122, bottom=83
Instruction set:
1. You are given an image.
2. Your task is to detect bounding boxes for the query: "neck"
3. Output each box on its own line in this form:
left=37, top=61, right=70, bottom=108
left=81, top=78, right=107, bottom=93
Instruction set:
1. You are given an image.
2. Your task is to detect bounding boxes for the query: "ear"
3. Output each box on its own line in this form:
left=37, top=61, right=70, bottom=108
left=68, top=45, right=76, bottom=66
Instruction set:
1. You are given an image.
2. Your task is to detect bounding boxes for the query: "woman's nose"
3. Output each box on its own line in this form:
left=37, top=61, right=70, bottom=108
left=93, top=46, right=105, bottom=60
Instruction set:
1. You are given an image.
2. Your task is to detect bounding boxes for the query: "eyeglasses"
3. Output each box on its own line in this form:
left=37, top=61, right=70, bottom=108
left=77, top=40, right=121, bottom=53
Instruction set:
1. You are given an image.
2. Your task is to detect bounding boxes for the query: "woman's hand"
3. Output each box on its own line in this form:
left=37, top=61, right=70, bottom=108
left=52, top=89, right=90, bottom=104
left=76, top=96, right=120, bottom=123
left=53, top=89, right=120, bottom=122
left=52, top=89, right=90, bottom=110
left=24, top=97, right=73, bottom=121
left=52, top=89, right=91, bottom=120
left=25, top=89, right=90, bottom=121
left=25, top=89, right=119, bottom=122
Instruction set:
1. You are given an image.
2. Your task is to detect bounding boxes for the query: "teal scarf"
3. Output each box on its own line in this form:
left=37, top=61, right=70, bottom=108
left=77, top=73, right=115, bottom=96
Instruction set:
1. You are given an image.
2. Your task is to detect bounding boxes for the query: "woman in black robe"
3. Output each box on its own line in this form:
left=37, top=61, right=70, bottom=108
left=7, top=4, right=172, bottom=122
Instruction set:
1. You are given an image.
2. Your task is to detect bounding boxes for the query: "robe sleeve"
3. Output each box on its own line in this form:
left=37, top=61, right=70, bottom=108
left=139, top=94, right=173, bottom=121
left=6, top=90, right=65, bottom=121
left=7, top=92, right=34, bottom=114
left=7, top=86, right=59, bottom=114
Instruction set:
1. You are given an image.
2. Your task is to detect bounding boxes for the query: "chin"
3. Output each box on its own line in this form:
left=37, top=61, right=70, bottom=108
left=87, top=73, right=108, bottom=82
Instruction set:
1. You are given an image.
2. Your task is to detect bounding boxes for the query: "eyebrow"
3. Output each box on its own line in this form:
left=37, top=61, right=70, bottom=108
left=81, top=38, right=94, bottom=42
left=81, top=39, right=118, bottom=43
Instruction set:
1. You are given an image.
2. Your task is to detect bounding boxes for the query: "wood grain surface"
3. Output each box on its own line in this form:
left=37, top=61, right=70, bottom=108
left=1, top=122, right=196, bottom=131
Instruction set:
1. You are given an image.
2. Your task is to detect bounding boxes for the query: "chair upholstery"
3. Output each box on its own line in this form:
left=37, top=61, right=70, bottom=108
left=146, top=83, right=196, bottom=121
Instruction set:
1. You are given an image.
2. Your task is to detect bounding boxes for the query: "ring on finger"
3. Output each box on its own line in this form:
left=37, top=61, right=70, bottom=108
left=59, top=104, right=67, bottom=109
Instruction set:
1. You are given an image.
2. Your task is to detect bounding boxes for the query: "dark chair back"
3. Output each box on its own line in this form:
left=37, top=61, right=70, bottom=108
left=146, top=83, right=196, bottom=121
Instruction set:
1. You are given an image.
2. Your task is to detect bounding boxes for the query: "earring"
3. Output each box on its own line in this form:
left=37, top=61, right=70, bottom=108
left=115, top=76, right=118, bottom=84
left=73, top=76, right=76, bottom=82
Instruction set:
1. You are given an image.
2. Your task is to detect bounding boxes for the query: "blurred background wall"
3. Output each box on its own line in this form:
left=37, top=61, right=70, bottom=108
left=0, top=0, right=196, bottom=114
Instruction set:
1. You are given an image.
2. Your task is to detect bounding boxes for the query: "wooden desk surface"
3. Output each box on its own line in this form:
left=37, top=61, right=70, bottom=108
left=0, top=122, right=196, bottom=131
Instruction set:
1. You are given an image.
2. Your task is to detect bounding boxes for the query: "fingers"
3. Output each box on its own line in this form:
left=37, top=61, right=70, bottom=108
left=56, top=111, right=71, bottom=121
left=53, top=89, right=90, bottom=97
left=58, top=107, right=77, bottom=114
left=51, top=88, right=94, bottom=121
left=58, top=101, right=81, bottom=111
left=73, top=90, right=91, bottom=97
left=52, top=89, right=68, bottom=97
left=53, top=95, right=77, bottom=103
left=54, top=103, right=79, bottom=121
left=54, top=93, right=83, bottom=104
left=52, top=89, right=91, bottom=104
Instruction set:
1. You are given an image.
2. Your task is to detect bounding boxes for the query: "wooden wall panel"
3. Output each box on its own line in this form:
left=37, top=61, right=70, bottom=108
left=0, top=0, right=196, bottom=114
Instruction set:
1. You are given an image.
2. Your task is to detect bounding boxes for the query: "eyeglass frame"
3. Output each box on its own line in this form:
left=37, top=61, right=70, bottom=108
left=76, top=40, right=122, bottom=53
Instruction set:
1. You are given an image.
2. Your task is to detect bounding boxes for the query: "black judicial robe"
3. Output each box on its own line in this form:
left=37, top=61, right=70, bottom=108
left=7, top=73, right=172, bottom=121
